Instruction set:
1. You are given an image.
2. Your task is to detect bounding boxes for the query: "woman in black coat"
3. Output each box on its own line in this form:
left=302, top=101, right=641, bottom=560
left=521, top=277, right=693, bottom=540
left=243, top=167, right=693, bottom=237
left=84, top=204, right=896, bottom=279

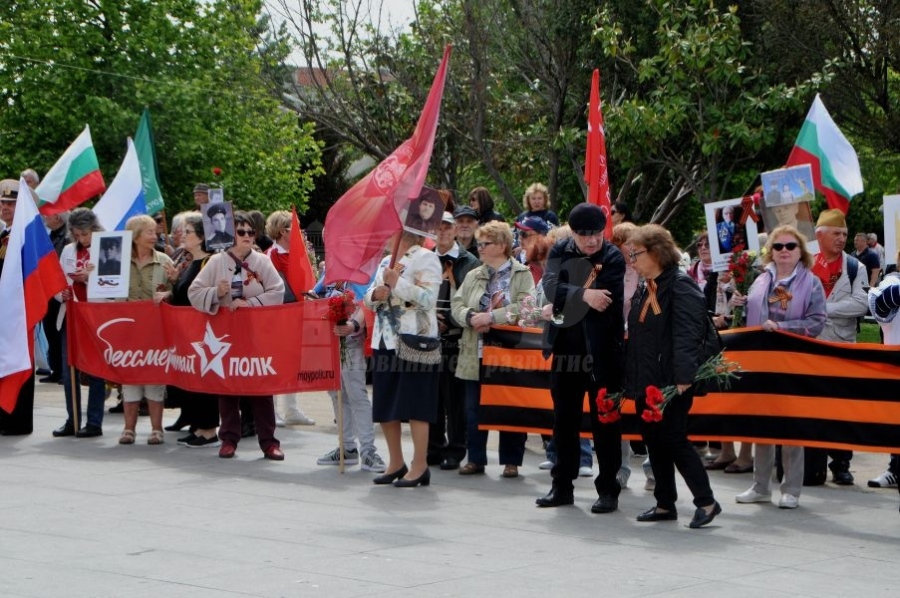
left=625, top=224, right=722, bottom=529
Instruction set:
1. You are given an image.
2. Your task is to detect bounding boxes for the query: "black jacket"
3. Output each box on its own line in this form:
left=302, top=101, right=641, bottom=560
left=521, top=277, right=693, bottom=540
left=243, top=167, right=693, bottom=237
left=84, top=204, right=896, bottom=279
left=624, top=266, right=707, bottom=400
left=435, top=245, right=480, bottom=338
left=541, top=237, right=625, bottom=388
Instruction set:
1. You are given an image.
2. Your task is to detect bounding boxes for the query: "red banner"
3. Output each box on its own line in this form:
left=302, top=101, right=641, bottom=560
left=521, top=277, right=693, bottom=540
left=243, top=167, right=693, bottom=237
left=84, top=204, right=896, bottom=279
left=67, top=301, right=341, bottom=394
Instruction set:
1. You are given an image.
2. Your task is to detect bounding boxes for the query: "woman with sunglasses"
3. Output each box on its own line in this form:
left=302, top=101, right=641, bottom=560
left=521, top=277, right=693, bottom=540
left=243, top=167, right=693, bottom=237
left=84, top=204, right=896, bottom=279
left=736, top=225, right=826, bottom=509
left=189, top=211, right=286, bottom=460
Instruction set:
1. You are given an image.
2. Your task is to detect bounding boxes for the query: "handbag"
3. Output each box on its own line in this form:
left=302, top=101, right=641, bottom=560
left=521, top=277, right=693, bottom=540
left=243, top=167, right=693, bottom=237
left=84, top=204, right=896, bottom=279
left=386, top=297, right=441, bottom=365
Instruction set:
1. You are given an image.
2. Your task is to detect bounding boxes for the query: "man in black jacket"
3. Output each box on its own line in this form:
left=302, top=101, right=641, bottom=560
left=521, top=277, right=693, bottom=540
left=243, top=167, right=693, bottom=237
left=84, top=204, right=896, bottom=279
left=429, top=211, right=480, bottom=469
left=536, top=204, right=625, bottom=513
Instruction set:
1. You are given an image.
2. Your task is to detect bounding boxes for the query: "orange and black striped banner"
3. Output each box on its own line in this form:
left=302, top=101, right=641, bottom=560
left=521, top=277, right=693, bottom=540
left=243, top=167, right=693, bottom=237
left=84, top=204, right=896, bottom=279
left=479, top=326, right=900, bottom=453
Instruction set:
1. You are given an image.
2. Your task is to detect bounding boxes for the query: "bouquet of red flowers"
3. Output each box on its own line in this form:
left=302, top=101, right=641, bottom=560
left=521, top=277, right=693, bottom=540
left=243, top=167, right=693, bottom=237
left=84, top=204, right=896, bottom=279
left=596, top=388, right=625, bottom=424
left=641, top=351, right=743, bottom=422
left=727, top=244, right=758, bottom=329
left=324, top=291, right=356, bottom=363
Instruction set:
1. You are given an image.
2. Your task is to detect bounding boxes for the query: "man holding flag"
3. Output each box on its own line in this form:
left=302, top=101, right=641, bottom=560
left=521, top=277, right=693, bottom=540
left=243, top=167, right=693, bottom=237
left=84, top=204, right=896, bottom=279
left=0, top=177, right=68, bottom=435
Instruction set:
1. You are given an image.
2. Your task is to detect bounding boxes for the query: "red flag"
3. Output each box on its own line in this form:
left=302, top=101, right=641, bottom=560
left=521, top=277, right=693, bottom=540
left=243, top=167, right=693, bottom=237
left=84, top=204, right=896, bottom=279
left=323, top=45, right=452, bottom=285
left=584, top=68, right=614, bottom=239
left=287, top=206, right=316, bottom=299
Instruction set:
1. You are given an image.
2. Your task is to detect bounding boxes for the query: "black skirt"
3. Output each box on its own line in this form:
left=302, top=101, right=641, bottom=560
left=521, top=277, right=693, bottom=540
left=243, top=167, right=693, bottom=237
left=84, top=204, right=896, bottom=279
left=371, top=348, right=439, bottom=423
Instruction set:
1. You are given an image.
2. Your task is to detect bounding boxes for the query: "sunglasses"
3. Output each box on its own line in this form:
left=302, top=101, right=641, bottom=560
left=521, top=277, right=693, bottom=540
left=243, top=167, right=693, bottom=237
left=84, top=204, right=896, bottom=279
left=235, top=228, right=256, bottom=238
left=772, top=242, right=799, bottom=251
left=696, top=240, right=710, bottom=248
left=476, top=241, right=494, bottom=250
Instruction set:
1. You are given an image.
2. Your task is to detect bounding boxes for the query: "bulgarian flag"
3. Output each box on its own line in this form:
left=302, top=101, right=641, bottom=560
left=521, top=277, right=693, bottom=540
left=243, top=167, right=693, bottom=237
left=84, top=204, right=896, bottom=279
left=786, top=94, right=863, bottom=214
left=36, top=125, right=106, bottom=215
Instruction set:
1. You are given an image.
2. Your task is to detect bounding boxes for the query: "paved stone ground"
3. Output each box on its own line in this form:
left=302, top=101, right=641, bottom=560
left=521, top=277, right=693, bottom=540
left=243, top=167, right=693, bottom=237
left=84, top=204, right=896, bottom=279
left=0, top=378, right=898, bottom=597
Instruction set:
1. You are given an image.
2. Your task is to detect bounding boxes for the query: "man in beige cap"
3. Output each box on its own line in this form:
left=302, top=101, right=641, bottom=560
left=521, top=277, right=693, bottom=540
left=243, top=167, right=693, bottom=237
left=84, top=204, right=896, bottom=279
left=811, top=208, right=868, bottom=485
left=0, top=178, right=18, bottom=235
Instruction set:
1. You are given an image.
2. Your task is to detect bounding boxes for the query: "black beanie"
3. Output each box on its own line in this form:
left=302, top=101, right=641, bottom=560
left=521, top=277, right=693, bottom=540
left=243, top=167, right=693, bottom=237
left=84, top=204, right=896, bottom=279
left=567, top=203, right=606, bottom=234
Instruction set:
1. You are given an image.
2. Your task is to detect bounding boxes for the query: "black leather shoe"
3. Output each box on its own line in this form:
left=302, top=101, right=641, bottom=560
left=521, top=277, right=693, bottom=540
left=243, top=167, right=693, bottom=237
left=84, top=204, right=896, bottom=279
left=373, top=465, right=408, bottom=485
left=829, top=463, right=854, bottom=485
left=426, top=454, right=442, bottom=466
left=535, top=487, right=574, bottom=507
left=52, top=423, right=75, bottom=437
left=75, top=425, right=103, bottom=438
left=590, top=494, right=619, bottom=514
left=440, top=457, right=460, bottom=471
left=164, top=418, right=188, bottom=432
left=636, top=506, right=678, bottom=522
left=394, top=468, right=431, bottom=488
left=689, top=501, right=722, bottom=528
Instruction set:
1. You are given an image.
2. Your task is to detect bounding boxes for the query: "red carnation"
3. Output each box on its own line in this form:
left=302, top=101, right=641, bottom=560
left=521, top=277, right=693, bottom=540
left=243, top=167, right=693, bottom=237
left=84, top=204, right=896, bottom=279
left=645, top=385, right=664, bottom=407
left=212, top=167, right=223, bottom=177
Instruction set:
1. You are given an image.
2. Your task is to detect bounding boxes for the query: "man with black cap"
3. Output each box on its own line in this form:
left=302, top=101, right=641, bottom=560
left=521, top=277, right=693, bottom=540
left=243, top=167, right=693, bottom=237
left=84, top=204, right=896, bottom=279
left=453, top=206, right=479, bottom=254
left=536, top=203, right=625, bottom=513
left=428, top=211, right=480, bottom=470
left=205, top=203, right=234, bottom=249
left=193, top=183, right=210, bottom=211
left=0, top=178, right=36, bottom=435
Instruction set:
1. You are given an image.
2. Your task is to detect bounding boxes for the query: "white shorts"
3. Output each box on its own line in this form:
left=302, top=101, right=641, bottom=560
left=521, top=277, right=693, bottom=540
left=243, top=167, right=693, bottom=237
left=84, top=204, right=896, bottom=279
left=122, top=384, right=166, bottom=403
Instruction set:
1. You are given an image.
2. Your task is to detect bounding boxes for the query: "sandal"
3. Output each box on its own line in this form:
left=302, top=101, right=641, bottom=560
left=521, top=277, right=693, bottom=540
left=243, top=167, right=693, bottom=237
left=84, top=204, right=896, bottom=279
left=147, top=430, right=165, bottom=445
left=501, top=464, right=519, bottom=478
left=458, top=462, right=486, bottom=476
left=118, top=430, right=136, bottom=445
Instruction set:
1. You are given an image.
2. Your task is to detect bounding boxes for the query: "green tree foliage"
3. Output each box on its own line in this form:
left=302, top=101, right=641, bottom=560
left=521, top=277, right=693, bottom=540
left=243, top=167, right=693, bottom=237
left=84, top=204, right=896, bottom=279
left=0, top=0, right=322, bottom=215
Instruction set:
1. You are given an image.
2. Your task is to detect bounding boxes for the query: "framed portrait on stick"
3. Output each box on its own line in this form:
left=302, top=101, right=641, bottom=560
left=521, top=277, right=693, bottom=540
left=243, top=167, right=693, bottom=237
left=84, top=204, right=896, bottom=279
left=88, top=230, right=132, bottom=300
left=760, top=165, right=817, bottom=252
left=402, top=186, right=446, bottom=240
left=883, top=195, right=900, bottom=268
left=202, top=201, right=235, bottom=252
left=704, top=197, right=760, bottom=272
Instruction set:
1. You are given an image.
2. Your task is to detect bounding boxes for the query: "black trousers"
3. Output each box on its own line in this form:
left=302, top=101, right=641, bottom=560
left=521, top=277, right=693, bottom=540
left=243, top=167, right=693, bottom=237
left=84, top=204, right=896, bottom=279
left=170, top=386, right=220, bottom=430
left=42, top=300, right=62, bottom=376
left=638, top=391, right=714, bottom=511
left=428, top=344, right=467, bottom=462
left=0, top=375, right=35, bottom=434
left=550, top=358, right=621, bottom=496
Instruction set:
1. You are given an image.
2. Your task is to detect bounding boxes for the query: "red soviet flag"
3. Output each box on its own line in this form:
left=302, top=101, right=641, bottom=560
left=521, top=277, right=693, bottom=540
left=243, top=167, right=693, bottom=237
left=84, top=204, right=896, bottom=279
left=323, top=45, right=452, bottom=285
left=584, top=68, right=614, bottom=239
left=287, top=206, right=316, bottom=298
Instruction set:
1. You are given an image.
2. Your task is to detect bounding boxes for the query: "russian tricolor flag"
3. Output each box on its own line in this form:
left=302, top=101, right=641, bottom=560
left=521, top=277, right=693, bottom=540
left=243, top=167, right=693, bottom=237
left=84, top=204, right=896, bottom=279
left=0, top=178, right=68, bottom=413
left=93, top=137, right=148, bottom=231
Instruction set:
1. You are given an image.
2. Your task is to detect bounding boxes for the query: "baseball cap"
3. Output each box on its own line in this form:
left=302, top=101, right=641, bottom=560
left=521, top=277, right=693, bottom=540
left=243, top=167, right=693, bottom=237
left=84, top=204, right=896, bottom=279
left=514, top=216, right=550, bottom=235
left=454, top=206, right=478, bottom=220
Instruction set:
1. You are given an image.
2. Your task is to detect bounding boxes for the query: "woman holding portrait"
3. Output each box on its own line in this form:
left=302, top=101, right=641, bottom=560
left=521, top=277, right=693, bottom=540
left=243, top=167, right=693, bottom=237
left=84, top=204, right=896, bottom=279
left=625, top=224, right=722, bottom=528
left=735, top=225, right=826, bottom=509
left=451, top=221, right=534, bottom=478
left=364, top=231, right=442, bottom=487
left=189, top=211, right=286, bottom=460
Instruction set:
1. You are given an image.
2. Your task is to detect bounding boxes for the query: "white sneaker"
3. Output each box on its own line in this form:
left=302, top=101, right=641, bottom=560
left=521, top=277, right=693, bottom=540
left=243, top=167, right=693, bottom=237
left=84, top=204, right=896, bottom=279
left=283, top=411, right=316, bottom=425
left=736, top=487, right=772, bottom=504
left=361, top=452, right=386, bottom=473
left=538, top=460, right=554, bottom=470
left=616, top=467, right=631, bottom=488
left=867, top=471, right=898, bottom=488
left=642, top=458, right=655, bottom=491
left=316, top=447, right=359, bottom=466
left=275, top=413, right=286, bottom=428
left=778, top=493, right=799, bottom=509
left=578, top=466, right=593, bottom=477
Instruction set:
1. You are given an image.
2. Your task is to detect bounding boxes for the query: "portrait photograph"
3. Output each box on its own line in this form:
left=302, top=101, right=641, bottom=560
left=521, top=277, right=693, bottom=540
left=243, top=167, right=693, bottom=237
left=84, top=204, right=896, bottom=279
left=88, top=230, right=132, bottom=300
left=402, top=186, right=446, bottom=240
left=760, top=164, right=815, bottom=207
left=202, top=201, right=235, bottom=251
left=762, top=200, right=818, bottom=251
left=704, top=197, right=760, bottom=272
left=883, top=195, right=900, bottom=267
left=208, top=187, right=225, bottom=204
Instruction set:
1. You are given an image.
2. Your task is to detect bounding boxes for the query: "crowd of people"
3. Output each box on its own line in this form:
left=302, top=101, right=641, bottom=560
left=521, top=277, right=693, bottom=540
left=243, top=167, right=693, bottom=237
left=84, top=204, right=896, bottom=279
left=1, top=173, right=898, bottom=521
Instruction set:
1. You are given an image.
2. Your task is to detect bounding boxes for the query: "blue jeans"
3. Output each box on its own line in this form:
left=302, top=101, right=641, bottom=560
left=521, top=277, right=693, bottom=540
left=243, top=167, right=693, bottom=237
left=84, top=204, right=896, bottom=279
left=545, top=438, right=593, bottom=468
left=464, top=380, right=526, bottom=466
left=61, top=325, right=106, bottom=429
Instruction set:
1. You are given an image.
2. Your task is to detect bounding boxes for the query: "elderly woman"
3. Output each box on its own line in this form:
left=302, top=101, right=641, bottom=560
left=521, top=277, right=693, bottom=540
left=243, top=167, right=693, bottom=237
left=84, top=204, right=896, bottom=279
left=626, top=224, right=722, bottom=528
left=364, top=231, right=442, bottom=487
left=264, top=210, right=316, bottom=426
left=189, top=210, right=285, bottom=460
left=52, top=208, right=108, bottom=439
left=452, top=221, right=534, bottom=478
left=736, top=225, right=826, bottom=509
left=515, top=183, right=560, bottom=226
left=157, top=212, right=221, bottom=447
left=119, top=215, right=176, bottom=446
